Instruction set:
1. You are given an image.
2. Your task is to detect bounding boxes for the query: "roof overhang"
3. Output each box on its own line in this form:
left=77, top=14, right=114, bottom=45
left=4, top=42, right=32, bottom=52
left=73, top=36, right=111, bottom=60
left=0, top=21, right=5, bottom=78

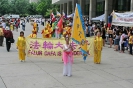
left=52, top=0, right=72, bottom=4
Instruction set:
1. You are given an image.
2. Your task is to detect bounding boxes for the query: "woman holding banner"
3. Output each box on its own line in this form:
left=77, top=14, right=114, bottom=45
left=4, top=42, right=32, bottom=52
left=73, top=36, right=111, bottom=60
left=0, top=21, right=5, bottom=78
left=94, top=31, right=103, bottom=64
left=62, top=35, right=73, bottom=77
left=16, top=31, right=26, bottom=62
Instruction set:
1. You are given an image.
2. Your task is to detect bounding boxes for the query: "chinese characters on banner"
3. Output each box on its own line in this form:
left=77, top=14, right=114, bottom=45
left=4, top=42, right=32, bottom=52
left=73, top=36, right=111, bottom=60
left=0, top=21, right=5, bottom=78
left=26, top=38, right=94, bottom=58
left=112, top=11, right=133, bottom=26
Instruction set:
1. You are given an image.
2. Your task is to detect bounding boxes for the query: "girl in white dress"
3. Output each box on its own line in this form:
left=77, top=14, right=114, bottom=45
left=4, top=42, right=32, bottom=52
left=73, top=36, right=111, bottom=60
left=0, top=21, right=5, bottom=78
left=62, top=35, right=73, bottom=77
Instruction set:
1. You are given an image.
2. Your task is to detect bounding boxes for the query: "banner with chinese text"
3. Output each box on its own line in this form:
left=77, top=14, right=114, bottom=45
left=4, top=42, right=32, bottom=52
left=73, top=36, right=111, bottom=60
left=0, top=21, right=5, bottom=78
left=26, top=38, right=94, bottom=58
left=112, top=11, right=133, bottom=26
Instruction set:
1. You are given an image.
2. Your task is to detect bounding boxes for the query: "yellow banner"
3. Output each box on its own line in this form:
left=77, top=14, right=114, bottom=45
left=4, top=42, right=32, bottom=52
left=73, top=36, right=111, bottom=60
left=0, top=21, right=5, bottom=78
left=26, top=38, right=94, bottom=58
left=72, top=4, right=88, bottom=56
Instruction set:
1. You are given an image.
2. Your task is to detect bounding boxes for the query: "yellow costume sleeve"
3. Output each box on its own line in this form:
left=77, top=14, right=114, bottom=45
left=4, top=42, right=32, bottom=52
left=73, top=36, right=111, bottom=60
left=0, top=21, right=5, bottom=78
left=28, top=34, right=32, bottom=38
left=16, top=37, right=19, bottom=47
left=94, top=37, right=97, bottom=50
left=33, top=34, right=37, bottom=38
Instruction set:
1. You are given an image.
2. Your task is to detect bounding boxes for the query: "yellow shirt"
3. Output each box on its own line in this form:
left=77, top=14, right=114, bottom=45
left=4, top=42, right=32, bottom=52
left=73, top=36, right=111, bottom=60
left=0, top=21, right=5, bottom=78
left=129, top=36, right=133, bottom=44
left=33, top=23, right=37, bottom=28
left=0, top=28, right=4, bottom=36
left=28, top=34, right=37, bottom=38
left=94, top=37, right=103, bottom=51
left=16, top=37, right=26, bottom=50
left=10, top=25, right=13, bottom=30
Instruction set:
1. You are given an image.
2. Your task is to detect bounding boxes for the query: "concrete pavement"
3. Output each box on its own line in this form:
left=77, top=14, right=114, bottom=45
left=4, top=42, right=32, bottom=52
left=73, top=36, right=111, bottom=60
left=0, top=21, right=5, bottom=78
left=0, top=23, right=133, bottom=88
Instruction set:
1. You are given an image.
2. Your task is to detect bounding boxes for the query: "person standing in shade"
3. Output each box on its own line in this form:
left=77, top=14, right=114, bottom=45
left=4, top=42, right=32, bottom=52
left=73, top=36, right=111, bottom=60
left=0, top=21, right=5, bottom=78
left=16, top=31, right=26, bottom=62
left=101, top=27, right=106, bottom=46
left=94, top=31, right=103, bottom=64
left=0, top=25, right=4, bottom=46
left=2, top=20, right=6, bottom=29
left=21, top=20, right=26, bottom=31
left=108, top=27, right=113, bottom=48
left=42, top=18, right=45, bottom=26
left=129, top=32, right=133, bottom=55
left=114, top=30, right=120, bottom=51
left=108, top=14, right=112, bottom=28
left=62, top=35, right=73, bottom=77
left=4, top=27, right=13, bottom=52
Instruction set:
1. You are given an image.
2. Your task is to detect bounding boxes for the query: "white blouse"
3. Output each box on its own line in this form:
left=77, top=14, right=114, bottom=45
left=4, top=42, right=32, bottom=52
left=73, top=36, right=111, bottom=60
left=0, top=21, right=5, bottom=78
left=63, top=44, right=71, bottom=52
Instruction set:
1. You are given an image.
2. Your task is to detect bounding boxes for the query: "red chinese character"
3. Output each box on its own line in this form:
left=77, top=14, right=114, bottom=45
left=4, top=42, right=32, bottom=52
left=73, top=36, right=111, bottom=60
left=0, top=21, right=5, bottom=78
left=57, top=51, right=62, bottom=56
left=54, top=42, right=63, bottom=49
left=71, top=41, right=77, bottom=50
left=30, top=40, right=40, bottom=49
left=42, top=41, right=53, bottom=50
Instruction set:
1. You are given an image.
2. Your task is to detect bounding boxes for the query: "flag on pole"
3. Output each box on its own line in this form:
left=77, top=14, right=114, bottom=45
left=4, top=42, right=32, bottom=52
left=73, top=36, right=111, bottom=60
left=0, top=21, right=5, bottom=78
left=72, top=4, right=88, bottom=61
left=62, top=12, right=67, bottom=19
left=50, top=12, right=56, bottom=22
left=56, top=11, right=61, bottom=17
left=57, top=17, right=63, bottom=33
left=57, top=17, right=63, bottom=29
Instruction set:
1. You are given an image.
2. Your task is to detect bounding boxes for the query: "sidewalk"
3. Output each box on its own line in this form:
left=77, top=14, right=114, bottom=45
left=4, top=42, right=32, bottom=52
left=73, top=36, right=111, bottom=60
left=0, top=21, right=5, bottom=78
left=0, top=23, right=133, bottom=88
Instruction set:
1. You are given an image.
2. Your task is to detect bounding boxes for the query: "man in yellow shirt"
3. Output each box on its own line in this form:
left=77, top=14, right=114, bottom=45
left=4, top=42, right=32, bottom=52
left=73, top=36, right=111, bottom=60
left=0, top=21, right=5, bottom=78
left=129, top=32, right=133, bottom=55
left=0, top=25, right=4, bottom=46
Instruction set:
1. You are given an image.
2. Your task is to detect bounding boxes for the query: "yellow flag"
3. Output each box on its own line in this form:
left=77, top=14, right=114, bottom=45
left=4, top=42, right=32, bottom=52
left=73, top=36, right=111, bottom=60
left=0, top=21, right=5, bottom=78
left=112, top=10, right=117, bottom=19
left=72, top=4, right=88, bottom=61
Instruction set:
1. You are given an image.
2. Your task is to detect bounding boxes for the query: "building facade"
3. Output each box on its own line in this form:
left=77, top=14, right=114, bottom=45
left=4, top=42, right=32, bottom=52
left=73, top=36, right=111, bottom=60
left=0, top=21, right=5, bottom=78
left=52, top=0, right=133, bottom=23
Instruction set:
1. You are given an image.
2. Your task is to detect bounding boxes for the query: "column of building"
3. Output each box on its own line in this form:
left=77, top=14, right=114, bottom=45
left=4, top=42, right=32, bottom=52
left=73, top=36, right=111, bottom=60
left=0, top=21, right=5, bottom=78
left=72, top=0, right=77, bottom=13
left=63, top=3, right=67, bottom=14
left=131, top=0, right=133, bottom=11
left=104, top=0, right=108, bottom=24
left=89, top=0, right=96, bottom=20
left=80, top=0, right=85, bottom=15
left=104, top=0, right=113, bottom=24
left=67, top=1, right=72, bottom=15
left=60, top=4, right=63, bottom=14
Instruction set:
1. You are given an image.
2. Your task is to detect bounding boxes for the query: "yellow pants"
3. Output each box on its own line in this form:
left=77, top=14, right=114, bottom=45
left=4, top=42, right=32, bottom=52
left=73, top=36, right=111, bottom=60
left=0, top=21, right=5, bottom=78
left=19, top=49, right=25, bottom=60
left=94, top=51, right=101, bottom=63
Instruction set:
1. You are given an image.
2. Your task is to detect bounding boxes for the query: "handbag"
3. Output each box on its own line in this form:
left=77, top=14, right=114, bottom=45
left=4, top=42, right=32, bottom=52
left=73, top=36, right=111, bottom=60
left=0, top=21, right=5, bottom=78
left=10, top=38, right=15, bottom=43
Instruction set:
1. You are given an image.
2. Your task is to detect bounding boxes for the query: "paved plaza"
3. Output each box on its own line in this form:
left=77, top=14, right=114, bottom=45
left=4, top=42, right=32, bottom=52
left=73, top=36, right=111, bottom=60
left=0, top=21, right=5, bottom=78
left=0, top=23, right=133, bottom=88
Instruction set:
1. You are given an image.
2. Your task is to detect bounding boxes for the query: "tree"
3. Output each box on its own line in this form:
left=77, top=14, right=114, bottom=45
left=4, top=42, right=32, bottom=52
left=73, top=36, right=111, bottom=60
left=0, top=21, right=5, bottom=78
left=36, top=0, right=59, bottom=17
left=0, top=0, right=10, bottom=15
left=0, top=0, right=59, bottom=16
left=27, top=2, right=38, bottom=15
left=36, top=0, right=47, bottom=15
left=9, top=0, right=29, bottom=14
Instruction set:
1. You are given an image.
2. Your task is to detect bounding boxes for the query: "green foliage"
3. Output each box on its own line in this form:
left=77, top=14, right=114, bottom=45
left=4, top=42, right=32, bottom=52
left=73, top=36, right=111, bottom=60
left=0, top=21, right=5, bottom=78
left=0, top=0, right=59, bottom=17
left=36, top=0, right=59, bottom=17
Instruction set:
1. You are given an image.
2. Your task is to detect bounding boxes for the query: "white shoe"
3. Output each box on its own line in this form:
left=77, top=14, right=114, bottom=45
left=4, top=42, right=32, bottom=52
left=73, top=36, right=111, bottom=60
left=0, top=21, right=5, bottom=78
left=67, top=75, right=72, bottom=77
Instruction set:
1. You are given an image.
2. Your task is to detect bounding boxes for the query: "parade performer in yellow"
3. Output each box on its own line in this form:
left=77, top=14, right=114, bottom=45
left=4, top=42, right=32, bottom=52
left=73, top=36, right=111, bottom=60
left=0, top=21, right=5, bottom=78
left=10, top=22, right=14, bottom=31
left=28, top=30, right=37, bottom=38
left=16, top=31, right=26, bottom=62
left=31, top=22, right=37, bottom=34
left=33, top=22, right=37, bottom=30
left=63, top=24, right=72, bottom=38
left=41, top=24, right=53, bottom=38
left=94, top=31, right=103, bottom=64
